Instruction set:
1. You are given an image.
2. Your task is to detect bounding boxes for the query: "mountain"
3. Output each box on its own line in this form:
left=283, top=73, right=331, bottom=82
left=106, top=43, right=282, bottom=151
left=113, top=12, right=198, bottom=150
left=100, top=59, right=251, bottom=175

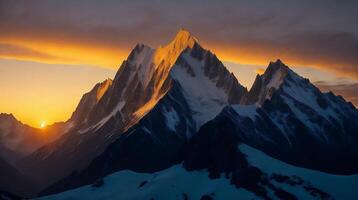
left=0, top=113, right=67, bottom=164
left=220, top=60, right=358, bottom=174
left=18, top=29, right=247, bottom=195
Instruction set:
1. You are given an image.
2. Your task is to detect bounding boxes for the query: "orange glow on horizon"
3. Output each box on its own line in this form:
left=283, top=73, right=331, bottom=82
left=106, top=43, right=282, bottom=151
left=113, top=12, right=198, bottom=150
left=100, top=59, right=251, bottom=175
left=0, top=36, right=129, bottom=68
left=1, top=34, right=357, bottom=80
left=1, top=34, right=357, bottom=127
left=255, top=69, right=265, bottom=75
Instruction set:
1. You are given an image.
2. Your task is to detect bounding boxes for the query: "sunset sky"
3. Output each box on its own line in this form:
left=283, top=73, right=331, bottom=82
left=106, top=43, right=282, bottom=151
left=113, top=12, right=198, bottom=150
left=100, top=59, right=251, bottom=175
left=0, top=0, right=357, bottom=127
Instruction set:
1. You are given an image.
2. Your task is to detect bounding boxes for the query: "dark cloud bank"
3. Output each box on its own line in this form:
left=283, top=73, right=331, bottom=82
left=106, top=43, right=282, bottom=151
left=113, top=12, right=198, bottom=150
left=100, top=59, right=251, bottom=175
left=0, top=0, right=358, bottom=78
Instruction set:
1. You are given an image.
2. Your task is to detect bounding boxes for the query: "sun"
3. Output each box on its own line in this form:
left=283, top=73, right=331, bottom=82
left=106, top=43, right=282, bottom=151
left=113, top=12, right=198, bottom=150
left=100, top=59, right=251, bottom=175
left=40, top=121, right=47, bottom=128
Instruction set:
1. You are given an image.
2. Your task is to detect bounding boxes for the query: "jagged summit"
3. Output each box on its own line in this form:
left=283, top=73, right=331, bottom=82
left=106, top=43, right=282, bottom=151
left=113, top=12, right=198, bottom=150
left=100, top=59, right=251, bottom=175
left=261, top=59, right=290, bottom=90
left=266, top=59, right=289, bottom=75
left=71, top=29, right=208, bottom=130
left=124, top=29, right=200, bottom=89
left=68, top=78, right=112, bottom=125
left=153, top=29, right=198, bottom=68
left=225, top=59, right=358, bottom=174
left=243, top=59, right=290, bottom=104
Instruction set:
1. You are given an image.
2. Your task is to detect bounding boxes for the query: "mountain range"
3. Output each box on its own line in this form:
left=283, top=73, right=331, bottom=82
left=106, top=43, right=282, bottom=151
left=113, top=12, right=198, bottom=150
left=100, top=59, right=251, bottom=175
left=0, top=113, right=67, bottom=163
left=1, top=29, right=358, bottom=200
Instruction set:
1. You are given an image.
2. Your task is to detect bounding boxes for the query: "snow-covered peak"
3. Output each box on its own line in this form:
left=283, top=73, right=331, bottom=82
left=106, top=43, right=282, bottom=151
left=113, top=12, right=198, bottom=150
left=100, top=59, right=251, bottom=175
left=240, top=59, right=358, bottom=146
left=167, top=29, right=197, bottom=52
left=104, top=29, right=245, bottom=131
left=123, top=29, right=198, bottom=89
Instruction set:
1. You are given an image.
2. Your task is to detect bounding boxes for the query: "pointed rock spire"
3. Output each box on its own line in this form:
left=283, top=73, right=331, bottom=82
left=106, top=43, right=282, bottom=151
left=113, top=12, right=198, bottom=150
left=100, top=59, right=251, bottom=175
left=169, top=28, right=198, bottom=50
left=243, top=59, right=290, bottom=105
left=69, top=78, right=113, bottom=125
left=153, top=29, right=199, bottom=68
left=265, top=59, right=288, bottom=78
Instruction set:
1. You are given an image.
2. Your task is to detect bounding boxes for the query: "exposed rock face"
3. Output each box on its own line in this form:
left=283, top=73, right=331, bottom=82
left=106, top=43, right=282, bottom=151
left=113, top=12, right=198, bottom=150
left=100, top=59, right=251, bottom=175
left=20, top=29, right=246, bottom=196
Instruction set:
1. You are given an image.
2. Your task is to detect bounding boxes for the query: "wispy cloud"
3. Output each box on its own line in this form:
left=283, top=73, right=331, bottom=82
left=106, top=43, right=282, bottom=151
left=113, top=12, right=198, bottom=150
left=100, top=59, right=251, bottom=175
left=0, top=43, right=64, bottom=62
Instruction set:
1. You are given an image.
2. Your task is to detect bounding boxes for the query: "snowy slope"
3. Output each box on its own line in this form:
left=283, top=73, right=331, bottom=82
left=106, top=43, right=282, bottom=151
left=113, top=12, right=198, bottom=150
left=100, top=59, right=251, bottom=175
left=37, top=165, right=255, bottom=200
left=37, top=144, right=358, bottom=200
left=240, top=145, right=358, bottom=200
left=171, top=51, right=232, bottom=129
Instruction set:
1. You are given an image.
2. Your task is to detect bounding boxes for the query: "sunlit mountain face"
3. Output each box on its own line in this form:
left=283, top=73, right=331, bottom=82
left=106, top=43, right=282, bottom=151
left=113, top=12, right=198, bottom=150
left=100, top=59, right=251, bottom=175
left=1, top=1, right=358, bottom=200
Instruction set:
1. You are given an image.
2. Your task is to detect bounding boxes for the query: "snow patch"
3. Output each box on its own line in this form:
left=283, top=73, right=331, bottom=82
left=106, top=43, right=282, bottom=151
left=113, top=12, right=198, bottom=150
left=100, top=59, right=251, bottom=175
left=78, top=101, right=126, bottom=134
left=163, top=107, right=179, bottom=131
left=232, top=105, right=258, bottom=120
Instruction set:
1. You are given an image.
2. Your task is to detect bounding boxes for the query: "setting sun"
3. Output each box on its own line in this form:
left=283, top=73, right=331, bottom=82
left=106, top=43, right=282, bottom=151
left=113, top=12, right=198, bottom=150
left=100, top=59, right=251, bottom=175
left=40, top=121, right=47, bottom=128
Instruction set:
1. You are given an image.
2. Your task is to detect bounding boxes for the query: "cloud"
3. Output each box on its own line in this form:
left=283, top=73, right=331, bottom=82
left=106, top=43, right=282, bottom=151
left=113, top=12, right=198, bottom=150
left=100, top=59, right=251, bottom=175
left=315, top=81, right=358, bottom=107
left=1, top=0, right=358, bottom=78
left=0, top=43, right=62, bottom=62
